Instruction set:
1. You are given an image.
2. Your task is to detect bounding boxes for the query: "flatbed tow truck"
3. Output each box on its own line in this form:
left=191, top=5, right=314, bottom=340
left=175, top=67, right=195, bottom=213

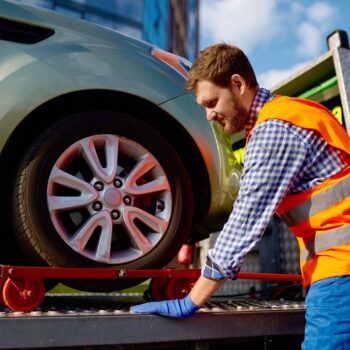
left=1, top=31, right=349, bottom=350
left=0, top=266, right=305, bottom=350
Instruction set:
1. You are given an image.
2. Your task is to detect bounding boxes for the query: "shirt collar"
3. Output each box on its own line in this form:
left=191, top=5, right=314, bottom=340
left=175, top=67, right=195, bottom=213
left=246, top=87, right=274, bottom=137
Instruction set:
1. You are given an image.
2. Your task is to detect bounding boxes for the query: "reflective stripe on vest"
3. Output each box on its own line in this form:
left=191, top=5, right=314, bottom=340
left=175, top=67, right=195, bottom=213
left=280, top=174, right=350, bottom=227
left=300, top=225, right=350, bottom=262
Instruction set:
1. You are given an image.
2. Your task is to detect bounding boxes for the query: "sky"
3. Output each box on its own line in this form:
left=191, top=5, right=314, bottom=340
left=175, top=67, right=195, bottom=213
left=200, top=0, right=350, bottom=89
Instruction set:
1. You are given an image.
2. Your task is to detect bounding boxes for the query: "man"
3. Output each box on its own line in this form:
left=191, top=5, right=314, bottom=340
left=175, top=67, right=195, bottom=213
left=131, top=44, right=350, bottom=349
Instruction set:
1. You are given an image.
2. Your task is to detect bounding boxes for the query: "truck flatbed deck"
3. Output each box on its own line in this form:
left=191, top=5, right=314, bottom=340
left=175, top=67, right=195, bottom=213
left=0, top=293, right=305, bottom=349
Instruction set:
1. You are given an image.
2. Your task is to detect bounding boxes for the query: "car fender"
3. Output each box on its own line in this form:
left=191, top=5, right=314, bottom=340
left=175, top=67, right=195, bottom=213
left=0, top=43, right=186, bottom=149
left=160, top=93, right=242, bottom=229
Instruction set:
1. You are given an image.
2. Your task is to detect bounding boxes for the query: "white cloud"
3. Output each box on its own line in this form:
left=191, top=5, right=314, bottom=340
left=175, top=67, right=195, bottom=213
left=307, top=2, right=337, bottom=23
left=200, top=0, right=339, bottom=59
left=296, top=22, right=323, bottom=57
left=200, top=0, right=282, bottom=53
left=295, top=2, right=339, bottom=57
left=258, top=61, right=310, bottom=89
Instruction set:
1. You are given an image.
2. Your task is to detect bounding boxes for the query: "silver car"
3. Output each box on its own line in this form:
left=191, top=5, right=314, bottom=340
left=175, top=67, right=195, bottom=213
left=0, top=0, right=241, bottom=291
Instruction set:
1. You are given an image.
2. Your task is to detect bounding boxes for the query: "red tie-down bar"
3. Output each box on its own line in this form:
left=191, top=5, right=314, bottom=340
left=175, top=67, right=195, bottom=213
left=0, top=265, right=302, bottom=312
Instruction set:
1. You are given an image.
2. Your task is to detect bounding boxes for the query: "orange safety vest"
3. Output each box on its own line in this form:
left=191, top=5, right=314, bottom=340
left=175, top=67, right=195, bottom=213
left=252, top=96, right=350, bottom=287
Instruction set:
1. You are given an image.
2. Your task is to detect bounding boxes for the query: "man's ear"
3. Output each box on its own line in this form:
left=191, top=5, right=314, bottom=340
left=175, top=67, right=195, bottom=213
left=231, top=74, right=246, bottom=95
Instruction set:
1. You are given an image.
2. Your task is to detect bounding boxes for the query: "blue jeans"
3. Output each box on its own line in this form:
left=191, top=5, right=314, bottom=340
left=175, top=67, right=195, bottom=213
left=303, top=275, right=350, bottom=350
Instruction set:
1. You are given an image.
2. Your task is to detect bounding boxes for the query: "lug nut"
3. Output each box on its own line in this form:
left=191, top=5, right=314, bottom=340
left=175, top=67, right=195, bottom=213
left=92, top=201, right=103, bottom=211
left=157, top=201, right=165, bottom=211
left=94, top=181, right=104, bottom=191
left=111, top=210, right=120, bottom=220
left=123, top=196, right=132, bottom=205
left=114, top=179, right=123, bottom=188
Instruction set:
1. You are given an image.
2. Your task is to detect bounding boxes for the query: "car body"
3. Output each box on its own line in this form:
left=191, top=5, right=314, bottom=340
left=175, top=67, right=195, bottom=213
left=0, top=0, right=241, bottom=290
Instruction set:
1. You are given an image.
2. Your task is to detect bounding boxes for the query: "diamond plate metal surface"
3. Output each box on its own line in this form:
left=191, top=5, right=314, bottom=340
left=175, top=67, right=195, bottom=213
left=277, top=220, right=300, bottom=275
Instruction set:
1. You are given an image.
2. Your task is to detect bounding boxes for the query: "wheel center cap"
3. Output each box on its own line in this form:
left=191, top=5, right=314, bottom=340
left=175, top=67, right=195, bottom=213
left=104, top=188, right=122, bottom=208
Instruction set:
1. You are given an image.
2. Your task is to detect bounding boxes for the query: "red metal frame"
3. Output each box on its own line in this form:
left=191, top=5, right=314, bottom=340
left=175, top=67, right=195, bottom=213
left=0, top=265, right=302, bottom=281
left=0, top=265, right=302, bottom=312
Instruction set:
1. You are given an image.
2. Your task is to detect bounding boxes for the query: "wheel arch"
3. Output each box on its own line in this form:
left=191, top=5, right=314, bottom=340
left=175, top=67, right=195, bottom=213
left=0, top=90, right=211, bottom=237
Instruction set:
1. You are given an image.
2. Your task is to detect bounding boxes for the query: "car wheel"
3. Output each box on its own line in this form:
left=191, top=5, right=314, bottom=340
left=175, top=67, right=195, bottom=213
left=12, top=111, right=193, bottom=291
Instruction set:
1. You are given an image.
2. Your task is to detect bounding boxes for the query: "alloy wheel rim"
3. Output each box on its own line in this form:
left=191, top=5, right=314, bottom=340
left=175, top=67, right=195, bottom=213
left=47, top=134, right=172, bottom=264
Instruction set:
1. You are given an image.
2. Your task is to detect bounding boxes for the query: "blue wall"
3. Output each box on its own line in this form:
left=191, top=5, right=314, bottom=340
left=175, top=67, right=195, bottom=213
left=143, top=0, right=169, bottom=51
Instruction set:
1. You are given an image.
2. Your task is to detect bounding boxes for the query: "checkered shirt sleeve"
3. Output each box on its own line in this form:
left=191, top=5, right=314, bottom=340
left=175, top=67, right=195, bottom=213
left=202, top=119, right=350, bottom=280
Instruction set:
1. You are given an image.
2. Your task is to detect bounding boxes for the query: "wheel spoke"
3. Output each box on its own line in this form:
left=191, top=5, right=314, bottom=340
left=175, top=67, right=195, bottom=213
left=125, top=154, right=169, bottom=195
left=48, top=195, right=95, bottom=212
left=95, top=220, right=114, bottom=262
left=69, top=211, right=112, bottom=261
left=79, top=135, right=119, bottom=183
left=123, top=207, right=168, bottom=254
left=48, top=167, right=98, bottom=211
left=127, top=176, right=170, bottom=196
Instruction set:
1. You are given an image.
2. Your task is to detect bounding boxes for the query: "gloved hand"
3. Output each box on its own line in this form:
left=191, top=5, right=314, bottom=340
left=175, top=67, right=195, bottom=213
left=130, top=294, right=200, bottom=318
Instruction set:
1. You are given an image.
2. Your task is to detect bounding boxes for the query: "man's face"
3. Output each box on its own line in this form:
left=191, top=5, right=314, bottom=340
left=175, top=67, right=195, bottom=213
left=196, top=79, right=250, bottom=135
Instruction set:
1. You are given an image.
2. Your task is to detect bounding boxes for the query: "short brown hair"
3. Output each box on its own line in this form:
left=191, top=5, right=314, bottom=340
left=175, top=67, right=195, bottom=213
left=186, top=44, right=258, bottom=91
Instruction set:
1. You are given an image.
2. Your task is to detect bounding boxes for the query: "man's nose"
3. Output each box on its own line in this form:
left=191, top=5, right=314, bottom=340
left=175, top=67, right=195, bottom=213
left=207, top=110, right=217, bottom=121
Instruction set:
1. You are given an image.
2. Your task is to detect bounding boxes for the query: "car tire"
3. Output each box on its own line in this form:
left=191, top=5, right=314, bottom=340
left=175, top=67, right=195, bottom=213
left=11, top=111, right=193, bottom=291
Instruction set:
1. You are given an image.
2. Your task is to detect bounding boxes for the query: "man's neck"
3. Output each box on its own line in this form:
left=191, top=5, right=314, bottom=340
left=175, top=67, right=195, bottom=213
left=245, top=87, right=274, bottom=137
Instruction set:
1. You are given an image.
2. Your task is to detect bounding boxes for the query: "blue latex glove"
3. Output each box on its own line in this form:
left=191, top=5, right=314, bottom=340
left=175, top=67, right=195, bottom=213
left=130, top=295, right=200, bottom=318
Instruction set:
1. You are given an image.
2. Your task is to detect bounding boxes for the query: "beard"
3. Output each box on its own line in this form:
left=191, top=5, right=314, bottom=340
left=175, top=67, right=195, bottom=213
left=222, top=95, right=249, bottom=135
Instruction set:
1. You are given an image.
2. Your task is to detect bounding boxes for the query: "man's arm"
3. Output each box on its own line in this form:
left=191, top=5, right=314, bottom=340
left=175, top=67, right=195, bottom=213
left=203, top=121, right=309, bottom=280
left=131, top=120, right=309, bottom=317
left=189, top=276, right=226, bottom=305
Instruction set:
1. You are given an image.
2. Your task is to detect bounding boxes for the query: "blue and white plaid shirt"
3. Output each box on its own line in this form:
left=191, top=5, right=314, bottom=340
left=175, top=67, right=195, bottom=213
left=203, top=88, right=350, bottom=280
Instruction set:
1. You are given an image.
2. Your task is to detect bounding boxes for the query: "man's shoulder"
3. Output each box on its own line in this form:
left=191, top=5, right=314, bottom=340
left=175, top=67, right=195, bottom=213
left=250, top=118, right=312, bottom=147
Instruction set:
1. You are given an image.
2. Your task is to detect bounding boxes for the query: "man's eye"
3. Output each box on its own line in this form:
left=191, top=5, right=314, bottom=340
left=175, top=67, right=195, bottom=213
left=207, top=100, right=217, bottom=108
